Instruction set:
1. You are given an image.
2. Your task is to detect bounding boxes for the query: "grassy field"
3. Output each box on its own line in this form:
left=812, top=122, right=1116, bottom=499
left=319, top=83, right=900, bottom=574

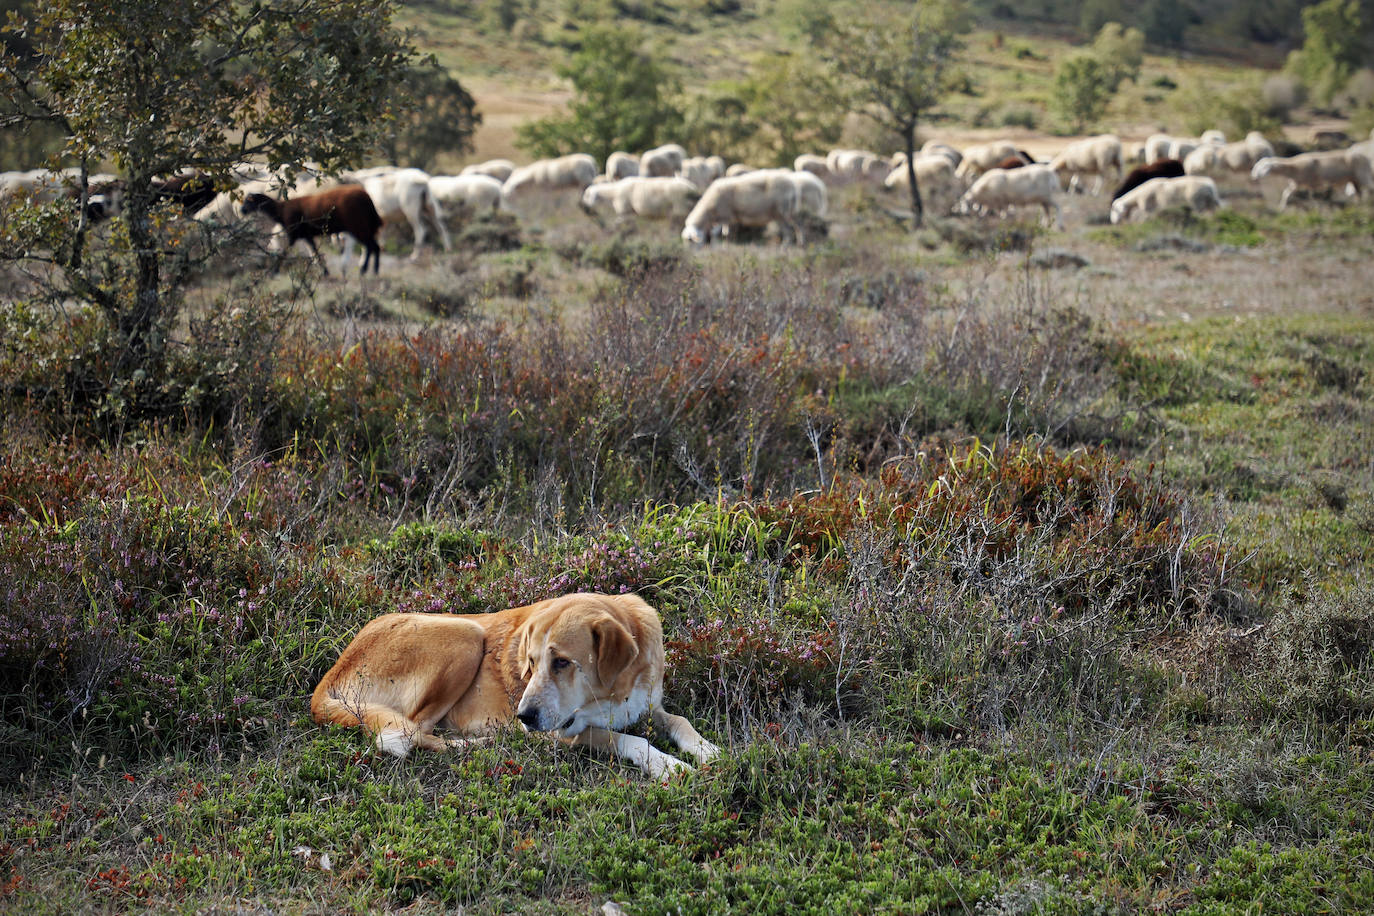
left=2, top=172, right=1373, bottom=912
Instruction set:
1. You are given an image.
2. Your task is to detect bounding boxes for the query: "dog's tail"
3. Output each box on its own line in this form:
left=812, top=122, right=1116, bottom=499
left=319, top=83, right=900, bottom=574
left=311, top=684, right=437, bottom=756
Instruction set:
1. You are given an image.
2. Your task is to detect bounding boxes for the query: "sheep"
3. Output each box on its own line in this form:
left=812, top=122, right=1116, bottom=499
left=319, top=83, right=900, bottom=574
left=460, top=159, right=516, bottom=183
left=681, top=170, right=799, bottom=245
left=919, top=141, right=963, bottom=168
left=1184, top=131, right=1275, bottom=180
left=1250, top=150, right=1374, bottom=209
left=778, top=169, right=828, bottom=219
left=679, top=155, right=724, bottom=190
left=1110, top=175, right=1221, bottom=224
left=605, top=151, right=640, bottom=181
left=1167, top=138, right=1199, bottom=162
left=954, top=141, right=1019, bottom=181
left=794, top=154, right=831, bottom=182
left=1111, top=158, right=1185, bottom=201
left=241, top=186, right=383, bottom=275
left=883, top=155, right=962, bottom=214
left=825, top=149, right=889, bottom=187
left=725, top=163, right=756, bottom=177
left=503, top=153, right=599, bottom=212
left=1122, top=142, right=1147, bottom=168
left=428, top=174, right=507, bottom=223
left=641, top=143, right=687, bottom=178
left=580, top=176, right=700, bottom=222
left=1199, top=129, right=1227, bottom=145
left=956, top=163, right=1063, bottom=230
left=342, top=166, right=450, bottom=259
left=993, top=155, right=1030, bottom=171
left=84, top=169, right=225, bottom=222
left=1049, top=134, right=1123, bottom=194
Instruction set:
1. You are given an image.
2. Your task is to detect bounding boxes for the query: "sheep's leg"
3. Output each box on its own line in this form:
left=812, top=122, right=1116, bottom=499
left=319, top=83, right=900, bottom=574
left=1277, top=181, right=1296, bottom=211
left=339, top=236, right=356, bottom=272
left=427, top=192, right=453, bottom=252
left=404, top=203, right=427, bottom=260
left=305, top=237, right=329, bottom=277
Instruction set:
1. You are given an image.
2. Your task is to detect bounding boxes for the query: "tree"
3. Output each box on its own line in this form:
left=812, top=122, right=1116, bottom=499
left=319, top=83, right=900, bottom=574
left=819, top=1, right=971, bottom=227
left=1051, top=53, right=1114, bottom=133
left=698, top=54, right=844, bottom=167
left=1091, top=22, right=1144, bottom=92
left=516, top=26, right=683, bottom=164
left=1285, top=0, right=1366, bottom=105
left=379, top=58, right=481, bottom=170
left=0, top=0, right=414, bottom=386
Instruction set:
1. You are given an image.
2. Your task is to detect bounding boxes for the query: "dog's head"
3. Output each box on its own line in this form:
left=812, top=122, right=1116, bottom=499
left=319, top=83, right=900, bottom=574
left=514, top=597, right=640, bottom=736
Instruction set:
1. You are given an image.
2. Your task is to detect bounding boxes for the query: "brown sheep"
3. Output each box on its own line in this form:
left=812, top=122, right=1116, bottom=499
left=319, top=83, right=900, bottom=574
left=993, top=155, right=1030, bottom=170
left=242, top=186, right=383, bottom=275
left=1111, top=158, right=1185, bottom=202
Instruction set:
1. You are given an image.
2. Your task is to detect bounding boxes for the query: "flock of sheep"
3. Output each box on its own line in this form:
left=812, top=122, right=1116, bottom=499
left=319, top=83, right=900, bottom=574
left=2, top=126, right=1372, bottom=274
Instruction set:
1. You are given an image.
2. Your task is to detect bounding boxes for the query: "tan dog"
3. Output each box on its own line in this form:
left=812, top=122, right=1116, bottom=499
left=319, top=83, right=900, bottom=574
left=311, top=592, right=719, bottom=778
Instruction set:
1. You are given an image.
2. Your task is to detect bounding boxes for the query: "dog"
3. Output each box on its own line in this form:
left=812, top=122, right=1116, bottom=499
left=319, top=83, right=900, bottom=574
left=311, top=592, right=720, bottom=778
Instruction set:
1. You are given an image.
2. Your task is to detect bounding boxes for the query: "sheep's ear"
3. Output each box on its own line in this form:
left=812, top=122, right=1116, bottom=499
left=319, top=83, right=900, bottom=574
left=592, top=615, right=638, bottom=689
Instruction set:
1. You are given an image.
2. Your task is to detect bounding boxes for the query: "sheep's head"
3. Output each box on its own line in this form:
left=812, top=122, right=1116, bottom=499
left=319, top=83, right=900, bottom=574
left=682, top=223, right=707, bottom=245
left=241, top=192, right=273, bottom=215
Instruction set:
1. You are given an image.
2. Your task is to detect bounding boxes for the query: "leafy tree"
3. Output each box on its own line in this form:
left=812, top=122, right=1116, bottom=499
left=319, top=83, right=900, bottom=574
left=819, top=0, right=971, bottom=227
left=1091, top=22, right=1144, bottom=91
left=1051, top=52, right=1114, bottom=132
left=379, top=58, right=481, bottom=170
left=1139, top=0, right=1192, bottom=47
left=0, top=0, right=414, bottom=388
left=1285, top=0, right=1367, bottom=105
left=700, top=54, right=845, bottom=167
left=516, top=26, right=683, bottom=164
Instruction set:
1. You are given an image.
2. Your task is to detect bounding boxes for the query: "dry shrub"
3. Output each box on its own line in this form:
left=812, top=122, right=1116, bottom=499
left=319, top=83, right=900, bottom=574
left=1252, top=580, right=1374, bottom=721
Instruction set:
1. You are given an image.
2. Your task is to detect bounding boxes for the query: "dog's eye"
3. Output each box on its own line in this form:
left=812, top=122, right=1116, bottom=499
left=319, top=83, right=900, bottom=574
left=552, top=657, right=570, bottom=671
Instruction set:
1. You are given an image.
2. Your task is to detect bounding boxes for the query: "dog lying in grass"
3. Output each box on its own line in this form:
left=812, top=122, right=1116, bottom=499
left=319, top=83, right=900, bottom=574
left=311, top=592, right=719, bottom=778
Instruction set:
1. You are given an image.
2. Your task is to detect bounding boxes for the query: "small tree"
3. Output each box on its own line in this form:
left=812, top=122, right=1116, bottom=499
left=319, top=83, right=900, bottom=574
left=819, top=1, right=971, bottom=227
left=1285, top=0, right=1366, bottom=105
left=1091, top=22, right=1145, bottom=92
left=379, top=58, right=482, bottom=170
left=0, top=0, right=414, bottom=386
left=1051, top=53, right=1114, bottom=133
left=516, top=26, right=683, bottom=164
left=728, top=54, right=845, bottom=167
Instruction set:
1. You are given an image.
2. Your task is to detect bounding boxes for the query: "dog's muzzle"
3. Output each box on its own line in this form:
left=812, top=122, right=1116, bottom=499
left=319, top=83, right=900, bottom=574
left=516, top=704, right=579, bottom=733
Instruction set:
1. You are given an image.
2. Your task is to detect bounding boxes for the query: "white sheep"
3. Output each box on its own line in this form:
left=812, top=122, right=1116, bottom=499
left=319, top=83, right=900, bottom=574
left=1049, top=134, right=1123, bottom=194
left=581, top=176, right=700, bottom=222
left=1143, top=134, right=1176, bottom=163
left=1183, top=131, right=1275, bottom=179
left=681, top=170, right=799, bottom=245
left=502, top=153, right=599, bottom=212
left=825, top=149, right=889, bottom=187
left=725, top=163, right=756, bottom=177
left=1199, top=130, right=1227, bottom=145
left=956, top=163, right=1063, bottom=230
left=954, top=141, right=1020, bottom=181
left=883, top=155, right=961, bottom=214
left=605, top=151, right=640, bottom=181
left=460, top=159, right=516, bottom=183
left=679, top=155, right=724, bottom=190
left=343, top=166, right=450, bottom=259
left=1251, top=150, right=1374, bottom=209
left=770, top=169, right=827, bottom=219
left=1110, top=175, right=1221, bottom=224
left=919, top=141, right=963, bottom=168
left=428, top=174, right=507, bottom=222
left=641, top=143, right=687, bottom=178
left=1167, top=138, right=1200, bottom=161
left=794, top=154, right=832, bottom=183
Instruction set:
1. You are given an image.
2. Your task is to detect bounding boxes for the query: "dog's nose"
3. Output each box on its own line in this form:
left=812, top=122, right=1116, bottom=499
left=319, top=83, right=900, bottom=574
left=516, top=707, right=540, bottom=730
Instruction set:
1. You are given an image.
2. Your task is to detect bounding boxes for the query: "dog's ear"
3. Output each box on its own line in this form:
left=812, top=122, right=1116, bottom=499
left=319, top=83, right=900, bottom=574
left=515, top=623, right=532, bottom=680
left=592, top=614, right=638, bottom=689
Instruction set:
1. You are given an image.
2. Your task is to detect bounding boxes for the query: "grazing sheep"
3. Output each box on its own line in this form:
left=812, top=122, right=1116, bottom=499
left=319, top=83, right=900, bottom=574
left=1184, top=131, right=1275, bottom=179
left=1251, top=150, right=1374, bottom=209
left=1049, top=134, right=1123, bottom=194
left=681, top=170, right=799, bottom=245
left=954, top=141, right=1019, bottom=181
left=883, top=155, right=962, bottom=214
left=460, top=159, right=516, bottom=183
left=428, top=174, right=507, bottom=223
left=725, top=163, right=756, bottom=177
left=993, top=155, right=1031, bottom=171
left=679, top=155, right=724, bottom=190
left=1199, top=129, right=1227, bottom=145
left=1167, top=138, right=1199, bottom=162
left=1122, top=142, right=1147, bottom=168
left=503, top=153, right=599, bottom=212
left=1143, top=134, right=1176, bottom=163
left=241, top=186, right=383, bottom=274
left=1111, top=158, right=1185, bottom=201
left=956, top=163, right=1063, bottom=229
left=581, top=176, right=700, bottom=222
left=919, top=141, right=963, bottom=168
left=641, top=143, right=687, bottom=178
left=605, top=151, right=640, bottom=181
left=777, top=169, right=828, bottom=219
left=85, top=170, right=223, bottom=222
left=343, top=166, right=450, bottom=259
left=825, top=149, right=889, bottom=187
left=794, top=154, right=832, bottom=182
left=1110, top=175, right=1221, bottom=224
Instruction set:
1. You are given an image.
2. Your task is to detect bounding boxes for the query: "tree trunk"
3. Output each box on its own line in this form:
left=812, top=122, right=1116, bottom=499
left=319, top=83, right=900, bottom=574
left=904, top=124, right=923, bottom=228
left=117, top=178, right=166, bottom=374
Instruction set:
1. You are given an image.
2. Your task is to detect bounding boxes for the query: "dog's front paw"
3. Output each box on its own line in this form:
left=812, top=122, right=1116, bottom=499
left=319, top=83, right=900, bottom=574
left=643, top=749, right=693, bottom=781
